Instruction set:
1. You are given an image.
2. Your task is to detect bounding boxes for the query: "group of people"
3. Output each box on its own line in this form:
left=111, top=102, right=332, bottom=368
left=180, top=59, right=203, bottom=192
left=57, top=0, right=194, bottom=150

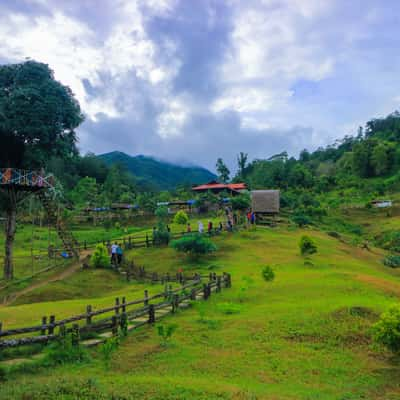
left=110, top=242, right=123, bottom=266
left=247, top=210, right=256, bottom=224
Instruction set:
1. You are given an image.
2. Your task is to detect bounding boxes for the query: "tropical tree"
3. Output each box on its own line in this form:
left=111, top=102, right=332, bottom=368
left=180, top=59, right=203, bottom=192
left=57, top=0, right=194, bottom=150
left=0, top=60, right=84, bottom=279
left=237, top=152, right=248, bottom=179
left=216, top=158, right=230, bottom=183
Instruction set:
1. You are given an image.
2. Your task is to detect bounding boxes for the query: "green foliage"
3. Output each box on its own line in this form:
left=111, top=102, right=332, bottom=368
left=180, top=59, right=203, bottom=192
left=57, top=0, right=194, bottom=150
left=70, top=177, right=99, bottom=207
left=291, top=213, right=312, bottom=227
left=0, top=60, right=83, bottom=168
left=173, top=210, right=189, bottom=225
left=372, top=304, right=400, bottom=354
left=170, top=234, right=217, bottom=257
left=230, top=193, right=251, bottom=211
left=262, top=266, right=275, bottom=282
left=157, top=323, right=178, bottom=347
left=216, top=157, right=230, bottom=183
left=45, top=334, right=89, bottom=366
left=90, top=244, right=110, bottom=268
left=99, top=336, right=120, bottom=369
left=0, top=366, right=6, bottom=382
left=383, top=254, right=400, bottom=268
left=217, top=302, right=242, bottom=314
left=299, top=236, right=317, bottom=256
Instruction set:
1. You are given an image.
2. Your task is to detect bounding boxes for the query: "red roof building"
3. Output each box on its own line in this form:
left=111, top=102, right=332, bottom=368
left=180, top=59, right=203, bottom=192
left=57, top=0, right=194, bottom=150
left=192, top=180, right=247, bottom=195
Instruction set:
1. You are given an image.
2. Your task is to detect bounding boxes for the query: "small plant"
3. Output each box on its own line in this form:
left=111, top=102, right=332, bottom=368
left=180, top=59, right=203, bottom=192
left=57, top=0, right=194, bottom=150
left=45, top=334, right=89, bottom=366
left=217, top=302, right=242, bottom=315
left=383, top=254, right=400, bottom=268
left=170, top=234, right=217, bottom=258
left=372, top=304, right=400, bottom=354
left=299, top=235, right=317, bottom=256
left=90, top=244, right=110, bottom=268
left=262, top=266, right=275, bottom=282
left=173, top=210, right=189, bottom=225
left=99, top=336, right=120, bottom=369
left=238, top=276, right=254, bottom=303
left=0, top=365, right=7, bottom=382
left=157, top=323, right=178, bottom=347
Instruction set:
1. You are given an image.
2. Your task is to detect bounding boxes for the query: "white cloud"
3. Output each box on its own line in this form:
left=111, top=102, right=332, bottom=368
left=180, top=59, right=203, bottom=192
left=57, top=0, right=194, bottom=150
left=212, top=0, right=334, bottom=130
left=157, top=97, right=188, bottom=138
left=0, top=0, right=181, bottom=124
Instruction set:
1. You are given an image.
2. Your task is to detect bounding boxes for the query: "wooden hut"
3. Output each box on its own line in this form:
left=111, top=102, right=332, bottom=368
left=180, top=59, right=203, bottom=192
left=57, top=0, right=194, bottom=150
left=251, top=190, right=280, bottom=219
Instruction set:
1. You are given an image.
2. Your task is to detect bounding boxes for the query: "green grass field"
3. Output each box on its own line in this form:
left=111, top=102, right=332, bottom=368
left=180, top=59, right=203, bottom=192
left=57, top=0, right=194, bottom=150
left=0, top=224, right=399, bottom=399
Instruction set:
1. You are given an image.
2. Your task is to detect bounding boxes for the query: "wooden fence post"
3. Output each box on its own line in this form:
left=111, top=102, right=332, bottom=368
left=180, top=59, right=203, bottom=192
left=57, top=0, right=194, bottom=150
left=48, top=315, right=55, bottom=335
left=41, top=316, right=47, bottom=335
left=72, top=324, right=80, bottom=346
left=86, top=305, right=92, bottom=325
left=122, top=297, right=126, bottom=313
left=144, top=290, right=149, bottom=306
left=172, top=294, right=179, bottom=313
left=216, top=276, right=222, bottom=292
left=226, top=273, right=232, bottom=288
left=190, top=288, right=196, bottom=300
left=111, top=315, right=118, bottom=336
left=146, top=234, right=149, bottom=247
left=148, top=304, right=155, bottom=323
left=59, top=323, right=66, bottom=338
left=0, top=322, right=2, bottom=335
left=115, top=297, right=120, bottom=314
left=164, top=284, right=168, bottom=299
left=203, top=284, right=208, bottom=300
left=84, top=240, right=87, bottom=250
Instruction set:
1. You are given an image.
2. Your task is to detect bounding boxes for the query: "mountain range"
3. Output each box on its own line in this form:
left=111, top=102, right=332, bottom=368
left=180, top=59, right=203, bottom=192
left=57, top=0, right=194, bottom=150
left=98, top=151, right=216, bottom=190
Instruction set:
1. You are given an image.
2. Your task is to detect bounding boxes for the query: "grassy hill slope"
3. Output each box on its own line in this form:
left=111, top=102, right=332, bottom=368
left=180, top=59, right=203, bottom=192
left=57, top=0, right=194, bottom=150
left=1, top=227, right=399, bottom=399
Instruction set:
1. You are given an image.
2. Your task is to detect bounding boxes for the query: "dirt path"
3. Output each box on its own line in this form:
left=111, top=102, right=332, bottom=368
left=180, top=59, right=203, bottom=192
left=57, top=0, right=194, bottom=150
left=1, top=250, right=91, bottom=306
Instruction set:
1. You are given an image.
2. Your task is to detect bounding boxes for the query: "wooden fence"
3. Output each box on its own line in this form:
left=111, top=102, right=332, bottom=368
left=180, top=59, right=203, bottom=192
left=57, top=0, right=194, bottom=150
left=0, top=272, right=232, bottom=349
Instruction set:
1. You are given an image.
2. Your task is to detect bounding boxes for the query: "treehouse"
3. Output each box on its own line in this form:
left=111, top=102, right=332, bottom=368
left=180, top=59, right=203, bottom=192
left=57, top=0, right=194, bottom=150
left=0, top=168, right=54, bottom=191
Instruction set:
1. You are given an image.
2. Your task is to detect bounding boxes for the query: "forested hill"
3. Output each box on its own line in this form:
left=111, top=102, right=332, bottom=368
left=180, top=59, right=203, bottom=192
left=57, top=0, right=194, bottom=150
left=99, top=151, right=216, bottom=190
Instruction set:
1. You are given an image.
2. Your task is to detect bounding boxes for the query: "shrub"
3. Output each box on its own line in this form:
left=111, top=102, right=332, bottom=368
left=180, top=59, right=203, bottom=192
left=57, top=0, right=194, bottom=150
left=45, top=334, right=89, bottom=366
left=170, top=234, right=217, bottom=257
left=173, top=210, right=189, bottom=225
left=90, top=244, right=110, bottom=268
left=230, top=193, right=251, bottom=211
left=292, top=213, right=311, bottom=227
left=99, top=336, right=120, bottom=369
left=383, top=255, right=400, bottom=268
left=299, top=235, right=317, bottom=256
left=372, top=304, right=400, bottom=354
left=157, top=323, right=178, bottom=347
left=262, top=266, right=275, bottom=282
left=0, top=366, right=6, bottom=382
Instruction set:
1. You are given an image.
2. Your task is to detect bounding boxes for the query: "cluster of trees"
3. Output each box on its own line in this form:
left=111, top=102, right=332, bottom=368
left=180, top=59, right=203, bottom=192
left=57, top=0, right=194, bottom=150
left=214, top=112, right=400, bottom=195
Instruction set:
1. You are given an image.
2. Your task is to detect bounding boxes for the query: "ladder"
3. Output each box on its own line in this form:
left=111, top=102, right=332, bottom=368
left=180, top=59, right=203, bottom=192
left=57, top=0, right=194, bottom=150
left=38, top=190, right=80, bottom=259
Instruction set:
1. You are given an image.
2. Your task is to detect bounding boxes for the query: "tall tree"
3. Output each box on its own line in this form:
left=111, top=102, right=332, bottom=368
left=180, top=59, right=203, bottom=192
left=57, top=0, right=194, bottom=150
left=0, top=61, right=84, bottom=279
left=237, top=152, right=248, bottom=179
left=216, top=158, right=230, bottom=183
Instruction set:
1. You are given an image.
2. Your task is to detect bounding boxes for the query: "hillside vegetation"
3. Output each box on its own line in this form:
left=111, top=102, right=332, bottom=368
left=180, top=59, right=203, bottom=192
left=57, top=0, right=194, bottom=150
left=1, top=227, right=399, bottom=399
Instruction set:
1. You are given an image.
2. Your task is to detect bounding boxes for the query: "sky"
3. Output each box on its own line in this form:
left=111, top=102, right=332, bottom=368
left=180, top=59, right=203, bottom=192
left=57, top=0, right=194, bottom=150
left=0, top=0, right=399, bottom=172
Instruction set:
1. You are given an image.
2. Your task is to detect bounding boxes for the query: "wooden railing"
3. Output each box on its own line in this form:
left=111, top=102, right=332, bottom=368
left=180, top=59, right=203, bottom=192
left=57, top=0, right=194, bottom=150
left=0, top=272, right=232, bottom=349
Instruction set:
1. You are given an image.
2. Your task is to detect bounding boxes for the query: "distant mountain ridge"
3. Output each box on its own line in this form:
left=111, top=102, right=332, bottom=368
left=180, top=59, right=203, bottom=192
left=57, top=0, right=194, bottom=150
left=98, top=151, right=216, bottom=190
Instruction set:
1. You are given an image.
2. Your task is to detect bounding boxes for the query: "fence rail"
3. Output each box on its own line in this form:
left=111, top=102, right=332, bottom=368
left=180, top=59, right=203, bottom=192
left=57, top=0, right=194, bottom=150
left=0, top=272, right=232, bottom=349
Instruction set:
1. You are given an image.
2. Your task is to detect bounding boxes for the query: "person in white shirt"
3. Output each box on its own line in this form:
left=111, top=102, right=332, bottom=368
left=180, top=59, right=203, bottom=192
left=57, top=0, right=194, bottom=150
left=111, top=242, right=118, bottom=265
left=198, top=221, right=204, bottom=234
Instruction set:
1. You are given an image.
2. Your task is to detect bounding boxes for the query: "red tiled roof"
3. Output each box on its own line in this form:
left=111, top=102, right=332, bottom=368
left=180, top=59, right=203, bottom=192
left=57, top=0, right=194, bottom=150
left=192, top=182, right=247, bottom=191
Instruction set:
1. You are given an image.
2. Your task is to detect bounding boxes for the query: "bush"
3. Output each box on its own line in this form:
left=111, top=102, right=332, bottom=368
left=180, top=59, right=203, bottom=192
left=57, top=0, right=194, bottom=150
left=372, top=304, right=400, bottom=354
left=230, top=193, right=251, bottom=211
left=262, top=266, right=275, bottom=282
left=157, top=323, right=178, bottom=347
left=383, top=254, right=400, bottom=268
left=173, top=210, right=189, bottom=225
left=292, top=213, right=311, bottom=227
left=45, top=334, right=89, bottom=366
left=299, top=235, right=317, bottom=256
left=90, top=244, right=110, bottom=268
left=170, top=234, right=217, bottom=257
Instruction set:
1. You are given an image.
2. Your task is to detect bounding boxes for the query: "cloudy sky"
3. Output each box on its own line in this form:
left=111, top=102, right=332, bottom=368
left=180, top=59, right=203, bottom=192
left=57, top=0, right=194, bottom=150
left=0, top=0, right=399, bottom=171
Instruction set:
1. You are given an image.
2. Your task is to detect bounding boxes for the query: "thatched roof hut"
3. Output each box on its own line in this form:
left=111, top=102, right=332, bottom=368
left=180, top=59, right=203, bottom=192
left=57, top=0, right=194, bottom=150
left=251, top=190, right=280, bottom=214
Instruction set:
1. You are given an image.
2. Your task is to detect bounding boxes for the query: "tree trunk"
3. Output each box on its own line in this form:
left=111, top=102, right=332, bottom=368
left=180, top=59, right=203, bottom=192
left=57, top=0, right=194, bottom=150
left=4, top=205, right=17, bottom=280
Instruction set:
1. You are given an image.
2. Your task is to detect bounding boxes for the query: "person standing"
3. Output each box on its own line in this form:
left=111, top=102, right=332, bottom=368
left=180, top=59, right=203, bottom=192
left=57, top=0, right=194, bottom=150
left=207, top=220, right=213, bottom=235
left=187, top=223, right=192, bottom=233
left=111, top=242, right=118, bottom=265
left=198, top=221, right=204, bottom=234
left=116, top=244, right=123, bottom=265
